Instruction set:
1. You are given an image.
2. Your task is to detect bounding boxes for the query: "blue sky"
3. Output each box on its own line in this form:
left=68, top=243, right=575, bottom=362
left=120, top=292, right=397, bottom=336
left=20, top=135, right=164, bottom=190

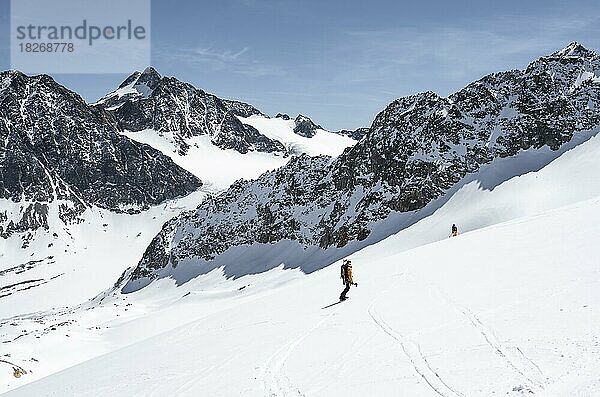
left=1, top=0, right=600, bottom=130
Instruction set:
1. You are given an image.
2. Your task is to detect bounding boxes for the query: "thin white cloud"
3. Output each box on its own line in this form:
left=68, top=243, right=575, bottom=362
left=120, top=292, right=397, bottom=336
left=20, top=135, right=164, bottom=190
left=191, top=46, right=249, bottom=62
left=154, top=43, right=286, bottom=77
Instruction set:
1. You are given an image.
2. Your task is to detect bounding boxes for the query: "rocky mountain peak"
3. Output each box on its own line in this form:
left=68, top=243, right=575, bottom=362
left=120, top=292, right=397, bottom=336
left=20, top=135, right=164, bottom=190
left=96, top=68, right=285, bottom=155
left=333, top=127, right=369, bottom=141
left=1, top=70, right=52, bottom=91
left=130, top=66, right=162, bottom=94
left=0, top=70, right=202, bottom=224
left=139, top=66, right=162, bottom=81
left=552, top=41, right=597, bottom=59
left=1, top=70, right=25, bottom=88
left=293, top=114, right=322, bottom=138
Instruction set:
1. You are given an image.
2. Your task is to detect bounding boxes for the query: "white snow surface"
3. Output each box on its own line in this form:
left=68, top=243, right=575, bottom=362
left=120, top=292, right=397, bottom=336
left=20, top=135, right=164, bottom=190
left=95, top=73, right=155, bottom=109
left=2, top=131, right=600, bottom=395
left=121, top=116, right=355, bottom=193
left=572, top=71, right=600, bottom=91
left=121, top=130, right=288, bottom=193
left=0, top=190, right=208, bottom=319
left=238, top=115, right=356, bottom=157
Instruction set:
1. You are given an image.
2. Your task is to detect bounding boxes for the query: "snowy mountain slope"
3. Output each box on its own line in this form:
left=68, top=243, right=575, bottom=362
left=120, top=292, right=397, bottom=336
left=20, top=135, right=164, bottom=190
left=119, top=129, right=289, bottom=193
left=124, top=126, right=600, bottom=292
left=4, top=197, right=599, bottom=396
left=239, top=115, right=356, bottom=157
left=124, top=42, right=600, bottom=289
left=119, top=115, right=356, bottom=193
left=0, top=190, right=207, bottom=318
left=0, top=264, right=304, bottom=394
left=351, top=127, right=600, bottom=258
left=2, top=112, right=599, bottom=395
left=0, top=70, right=206, bottom=318
left=98, top=69, right=357, bottom=192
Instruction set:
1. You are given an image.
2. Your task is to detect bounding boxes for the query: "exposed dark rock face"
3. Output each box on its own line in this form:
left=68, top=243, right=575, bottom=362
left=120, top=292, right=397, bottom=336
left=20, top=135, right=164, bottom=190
left=292, top=114, right=323, bottom=138
left=96, top=67, right=285, bottom=155
left=278, top=112, right=366, bottom=141
left=0, top=70, right=202, bottom=237
left=123, top=42, right=600, bottom=285
left=221, top=98, right=264, bottom=118
left=334, top=127, right=369, bottom=140
left=0, top=203, right=49, bottom=238
left=289, top=114, right=367, bottom=141
left=275, top=113, right=291, bottom=120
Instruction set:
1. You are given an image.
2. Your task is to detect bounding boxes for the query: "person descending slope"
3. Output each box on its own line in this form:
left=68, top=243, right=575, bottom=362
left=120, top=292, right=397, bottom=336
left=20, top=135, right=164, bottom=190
left=451, top=223, right=458, bottom=237
left=340, top=259, right=357, bottom=301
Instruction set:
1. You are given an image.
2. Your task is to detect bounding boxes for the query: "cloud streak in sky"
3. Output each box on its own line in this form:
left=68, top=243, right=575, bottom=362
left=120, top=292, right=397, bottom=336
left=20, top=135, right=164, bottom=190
left=191, top=46, right=249, bottom=62
left=154, top=43, right=287, bottom=78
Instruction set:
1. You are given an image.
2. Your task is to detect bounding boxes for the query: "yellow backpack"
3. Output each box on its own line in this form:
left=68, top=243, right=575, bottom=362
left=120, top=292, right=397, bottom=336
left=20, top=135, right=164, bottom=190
left=341, top=263, right=353, bottom=284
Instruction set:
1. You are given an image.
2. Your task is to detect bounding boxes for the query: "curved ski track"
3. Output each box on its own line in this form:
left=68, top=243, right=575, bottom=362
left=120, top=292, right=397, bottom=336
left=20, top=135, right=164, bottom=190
left=368, top=302, right=465, bottom=397
left=261, top=313, right=335, bottom=397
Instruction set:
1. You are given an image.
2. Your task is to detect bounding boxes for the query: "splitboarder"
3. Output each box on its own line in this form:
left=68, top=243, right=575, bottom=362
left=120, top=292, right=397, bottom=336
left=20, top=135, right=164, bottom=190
left=451, top=223, right=458, bottom=237
left=340, top=259, right=356, bottom=301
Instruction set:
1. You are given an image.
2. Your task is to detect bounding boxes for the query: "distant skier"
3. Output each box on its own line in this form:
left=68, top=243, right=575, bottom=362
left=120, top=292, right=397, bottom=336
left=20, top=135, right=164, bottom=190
left=340, top=259, right=356, bottom=301
left=451, top=224, right=458, bottom=237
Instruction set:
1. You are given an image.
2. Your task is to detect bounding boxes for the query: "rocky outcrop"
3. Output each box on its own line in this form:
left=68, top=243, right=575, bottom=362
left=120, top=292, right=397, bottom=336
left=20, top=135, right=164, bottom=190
left=292, top=114, right=322, bottom=138
left=333, top=127, right=369, bottom=140
left=275, top=113, right=291, bottom=120
left=221, top=98, right=264, bottom=118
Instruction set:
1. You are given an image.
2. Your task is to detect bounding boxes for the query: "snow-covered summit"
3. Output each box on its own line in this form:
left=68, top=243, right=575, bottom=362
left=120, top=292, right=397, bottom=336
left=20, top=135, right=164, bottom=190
left=552, top=41, right=597, bottom=59
left=96, top=67, right=162, bottom=107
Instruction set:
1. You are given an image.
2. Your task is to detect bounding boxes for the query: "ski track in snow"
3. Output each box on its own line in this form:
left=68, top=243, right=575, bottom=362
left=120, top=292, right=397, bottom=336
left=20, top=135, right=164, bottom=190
left=425, top=284, right=546, bottom=391
left=460, top=308, right=545, bottom=391
left=261, top=312, right=336, bottom=397
left=168, top=357, right=234, bottom=397
left=368, top=302, right=465, bottom=397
